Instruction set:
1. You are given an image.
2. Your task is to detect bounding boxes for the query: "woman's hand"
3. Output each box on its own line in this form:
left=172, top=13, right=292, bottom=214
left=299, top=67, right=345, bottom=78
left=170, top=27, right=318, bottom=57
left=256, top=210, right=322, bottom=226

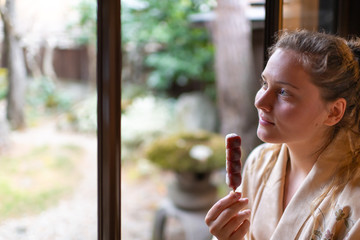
left=205, top=191, right=250, bottom=240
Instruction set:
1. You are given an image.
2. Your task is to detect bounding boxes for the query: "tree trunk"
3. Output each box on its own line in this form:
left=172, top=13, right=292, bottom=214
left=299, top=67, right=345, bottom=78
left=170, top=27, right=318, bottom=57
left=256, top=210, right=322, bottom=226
left=213, top=0, right=261, bottom=157
left=1, top=0, right=27, bottom=129
left=42, top=40, right=57, bottom=80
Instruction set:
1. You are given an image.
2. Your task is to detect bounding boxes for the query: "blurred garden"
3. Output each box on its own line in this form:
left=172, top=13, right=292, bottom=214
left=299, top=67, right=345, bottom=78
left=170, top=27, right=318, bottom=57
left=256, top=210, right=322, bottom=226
left=0, top=0, right=98, bottom=239
left=121, top=0, right=263, bottom=239
left=121, top=0, right=224, bottom=238
left=121, top=0, right=219, bottom=166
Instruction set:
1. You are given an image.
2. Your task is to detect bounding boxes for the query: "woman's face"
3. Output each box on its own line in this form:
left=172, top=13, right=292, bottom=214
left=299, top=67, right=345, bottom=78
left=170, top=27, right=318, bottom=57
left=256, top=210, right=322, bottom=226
left=254, top=49, right=331, bottom=146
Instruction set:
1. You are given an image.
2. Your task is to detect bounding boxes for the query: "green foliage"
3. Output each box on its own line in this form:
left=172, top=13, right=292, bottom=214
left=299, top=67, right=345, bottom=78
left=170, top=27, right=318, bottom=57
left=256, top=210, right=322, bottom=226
left=57, top=93, right=97, bottom=133
left=25, top=77, right=85, bottom=127
left=0, top=68, right=8, bottom=100
left=68, top=0, right=97, bottom=45
left=121, top=95, right=176, bottom=162
left=144, top=131, right=225, bottom=173
left=122, top=0, right=216, bottom=95
left=26, top=77, right=72, bottom=113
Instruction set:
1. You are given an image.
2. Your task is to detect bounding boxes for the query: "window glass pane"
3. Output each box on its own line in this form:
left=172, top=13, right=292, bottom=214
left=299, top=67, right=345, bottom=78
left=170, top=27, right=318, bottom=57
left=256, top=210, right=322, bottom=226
left=282, top=0, right=319, bottom=31
left=121, top=0, right=265, bottom=239
left=0, top=0, right=97, bottom=239
left=282, top=0, right=337, bottom=33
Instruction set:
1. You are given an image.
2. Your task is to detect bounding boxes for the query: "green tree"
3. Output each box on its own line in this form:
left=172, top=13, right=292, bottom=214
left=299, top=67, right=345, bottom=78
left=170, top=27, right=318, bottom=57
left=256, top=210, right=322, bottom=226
left=71, top=0, right=97, bottom=45
left=122, top=0, right=216, bottom=97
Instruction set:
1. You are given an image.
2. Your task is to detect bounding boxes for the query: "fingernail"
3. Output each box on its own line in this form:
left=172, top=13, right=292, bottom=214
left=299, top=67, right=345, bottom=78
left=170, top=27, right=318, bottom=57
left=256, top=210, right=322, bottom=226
left=239, top=197, right=249, bottom=203
left=234, top=191, right=242, bottom=198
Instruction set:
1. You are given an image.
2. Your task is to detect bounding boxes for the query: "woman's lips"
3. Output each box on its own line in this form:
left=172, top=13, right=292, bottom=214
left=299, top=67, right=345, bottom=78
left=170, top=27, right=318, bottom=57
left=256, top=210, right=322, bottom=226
left=259, top=116, right=275, bottom=126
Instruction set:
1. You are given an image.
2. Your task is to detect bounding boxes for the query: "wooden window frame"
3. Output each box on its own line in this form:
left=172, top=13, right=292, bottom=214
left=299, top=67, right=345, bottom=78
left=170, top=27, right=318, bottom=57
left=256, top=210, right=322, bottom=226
left=97, top=0, right=121, bottom=239
left=264, top=0, right=360, bottom=60
left=264, top=0, right=282, bottom=64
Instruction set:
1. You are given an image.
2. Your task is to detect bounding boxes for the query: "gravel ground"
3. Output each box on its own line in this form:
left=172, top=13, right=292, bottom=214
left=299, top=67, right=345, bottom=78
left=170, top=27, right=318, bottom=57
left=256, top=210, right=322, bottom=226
left=0, top=121, right=182, bottom=240
left=0, top=120, right=212, bottom=240
left=0, top=123, right=98, bottom=240
left=121, top=163, right=175, bottom=240
left=121, top=161, right=216, bottom=240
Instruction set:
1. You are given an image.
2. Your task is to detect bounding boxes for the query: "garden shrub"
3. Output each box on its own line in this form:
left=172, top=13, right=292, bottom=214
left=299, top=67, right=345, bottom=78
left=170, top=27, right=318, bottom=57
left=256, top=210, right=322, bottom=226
left=144, top=131, right=225, bottom=173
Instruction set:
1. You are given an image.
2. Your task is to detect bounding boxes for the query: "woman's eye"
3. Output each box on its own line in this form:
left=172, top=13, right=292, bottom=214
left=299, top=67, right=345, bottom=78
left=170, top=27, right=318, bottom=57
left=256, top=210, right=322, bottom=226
left=279, top=89, right=289, bottom=96
left=260, top=79, right=267, bottom=88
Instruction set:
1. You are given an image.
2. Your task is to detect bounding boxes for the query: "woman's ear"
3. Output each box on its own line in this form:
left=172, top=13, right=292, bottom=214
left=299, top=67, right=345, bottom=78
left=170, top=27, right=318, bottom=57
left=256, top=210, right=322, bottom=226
left=324, top=98, right=347, bottom=126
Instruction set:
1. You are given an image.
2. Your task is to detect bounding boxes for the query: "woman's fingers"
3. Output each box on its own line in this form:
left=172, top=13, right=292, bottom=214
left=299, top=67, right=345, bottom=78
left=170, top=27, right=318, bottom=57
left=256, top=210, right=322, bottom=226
left=209, top=207, right=250, bottom=238
left=229, top=219, right=250, bottom=240
left=205, top=191, right=242, bottom=224
left=224, top=210, right=251, bottom=239
left=214, top=198, right=249, bottom=230
left=205, top=191, right=250, bottom=239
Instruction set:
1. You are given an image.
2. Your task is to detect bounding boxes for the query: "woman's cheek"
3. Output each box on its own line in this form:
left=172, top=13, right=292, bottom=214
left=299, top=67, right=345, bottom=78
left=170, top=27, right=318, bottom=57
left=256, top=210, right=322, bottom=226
left=277, top=104, right=298, bottom=122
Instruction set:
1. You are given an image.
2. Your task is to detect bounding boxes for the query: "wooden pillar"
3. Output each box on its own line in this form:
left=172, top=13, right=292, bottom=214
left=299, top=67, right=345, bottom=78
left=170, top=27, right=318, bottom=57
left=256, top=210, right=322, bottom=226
left=97, top=0, right=121, bottom=239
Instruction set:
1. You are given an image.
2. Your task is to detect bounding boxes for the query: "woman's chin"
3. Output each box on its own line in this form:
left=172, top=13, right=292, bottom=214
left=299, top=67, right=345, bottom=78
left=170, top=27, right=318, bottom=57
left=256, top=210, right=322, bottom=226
left=257, top=129, right=280, bottom=144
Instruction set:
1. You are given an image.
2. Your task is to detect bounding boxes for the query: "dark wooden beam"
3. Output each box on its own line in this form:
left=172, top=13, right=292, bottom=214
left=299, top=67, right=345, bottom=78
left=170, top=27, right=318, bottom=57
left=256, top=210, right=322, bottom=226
left=264, top=0, right=282, bottom=66
left=337, top=0, right=360, bottom=37
left=97, top=0, right=121, bottom=239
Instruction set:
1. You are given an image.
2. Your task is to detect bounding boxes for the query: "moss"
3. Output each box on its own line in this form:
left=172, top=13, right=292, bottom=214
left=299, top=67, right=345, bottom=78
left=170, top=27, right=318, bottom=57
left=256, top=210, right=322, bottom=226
left=145, top=131, right=226, bottom=173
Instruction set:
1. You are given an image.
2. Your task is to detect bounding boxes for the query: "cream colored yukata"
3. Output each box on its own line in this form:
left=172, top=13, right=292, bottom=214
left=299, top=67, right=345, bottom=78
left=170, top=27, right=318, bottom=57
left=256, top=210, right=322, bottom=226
left=213, top=130, right=360, bottom=240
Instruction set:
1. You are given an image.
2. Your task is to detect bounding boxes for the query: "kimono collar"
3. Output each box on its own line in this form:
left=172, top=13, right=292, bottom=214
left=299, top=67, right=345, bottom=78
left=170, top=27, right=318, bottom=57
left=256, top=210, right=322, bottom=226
left=270, top=129, right=354, bottom=239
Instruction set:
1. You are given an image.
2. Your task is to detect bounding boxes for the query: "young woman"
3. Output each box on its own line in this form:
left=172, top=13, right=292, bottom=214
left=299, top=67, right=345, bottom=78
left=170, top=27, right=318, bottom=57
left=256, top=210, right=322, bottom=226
left=205, top=30, right=360, bottom=239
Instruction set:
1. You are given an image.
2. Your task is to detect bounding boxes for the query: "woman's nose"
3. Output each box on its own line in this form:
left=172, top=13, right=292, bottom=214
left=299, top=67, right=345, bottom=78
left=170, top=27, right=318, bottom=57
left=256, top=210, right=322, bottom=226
left=254, top=89, right=272, bottom=112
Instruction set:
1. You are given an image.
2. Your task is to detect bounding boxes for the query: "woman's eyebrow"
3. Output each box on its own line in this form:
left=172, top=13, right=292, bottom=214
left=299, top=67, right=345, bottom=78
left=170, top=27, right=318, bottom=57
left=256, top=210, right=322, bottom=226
left=276, top=81, right=299, bottom=90
left=261, top=74, right=299, bottom=90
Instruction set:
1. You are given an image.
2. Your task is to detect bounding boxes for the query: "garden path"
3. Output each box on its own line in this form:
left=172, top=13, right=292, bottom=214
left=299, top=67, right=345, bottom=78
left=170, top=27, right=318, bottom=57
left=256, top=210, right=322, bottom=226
left=121, top=161, right=187, bottom=240
left=0, top=120, right=97, bottom=240
left=0, top=119, right=187, bottom=240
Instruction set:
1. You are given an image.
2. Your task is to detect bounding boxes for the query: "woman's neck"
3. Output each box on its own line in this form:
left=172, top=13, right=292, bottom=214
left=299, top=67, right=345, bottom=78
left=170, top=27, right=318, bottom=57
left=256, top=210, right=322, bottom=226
left=286, top=147, right=320, bottom=176
left=282, top=136, right=329, bottom=210
left=282, top=144, right=323, bottom=211
left=286, top=130, right=331, bottom=176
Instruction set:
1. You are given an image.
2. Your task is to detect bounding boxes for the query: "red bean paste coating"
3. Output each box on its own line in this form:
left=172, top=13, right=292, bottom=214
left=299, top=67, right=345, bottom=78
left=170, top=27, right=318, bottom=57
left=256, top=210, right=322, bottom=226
left=225, top=133, right=242, bottom=191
